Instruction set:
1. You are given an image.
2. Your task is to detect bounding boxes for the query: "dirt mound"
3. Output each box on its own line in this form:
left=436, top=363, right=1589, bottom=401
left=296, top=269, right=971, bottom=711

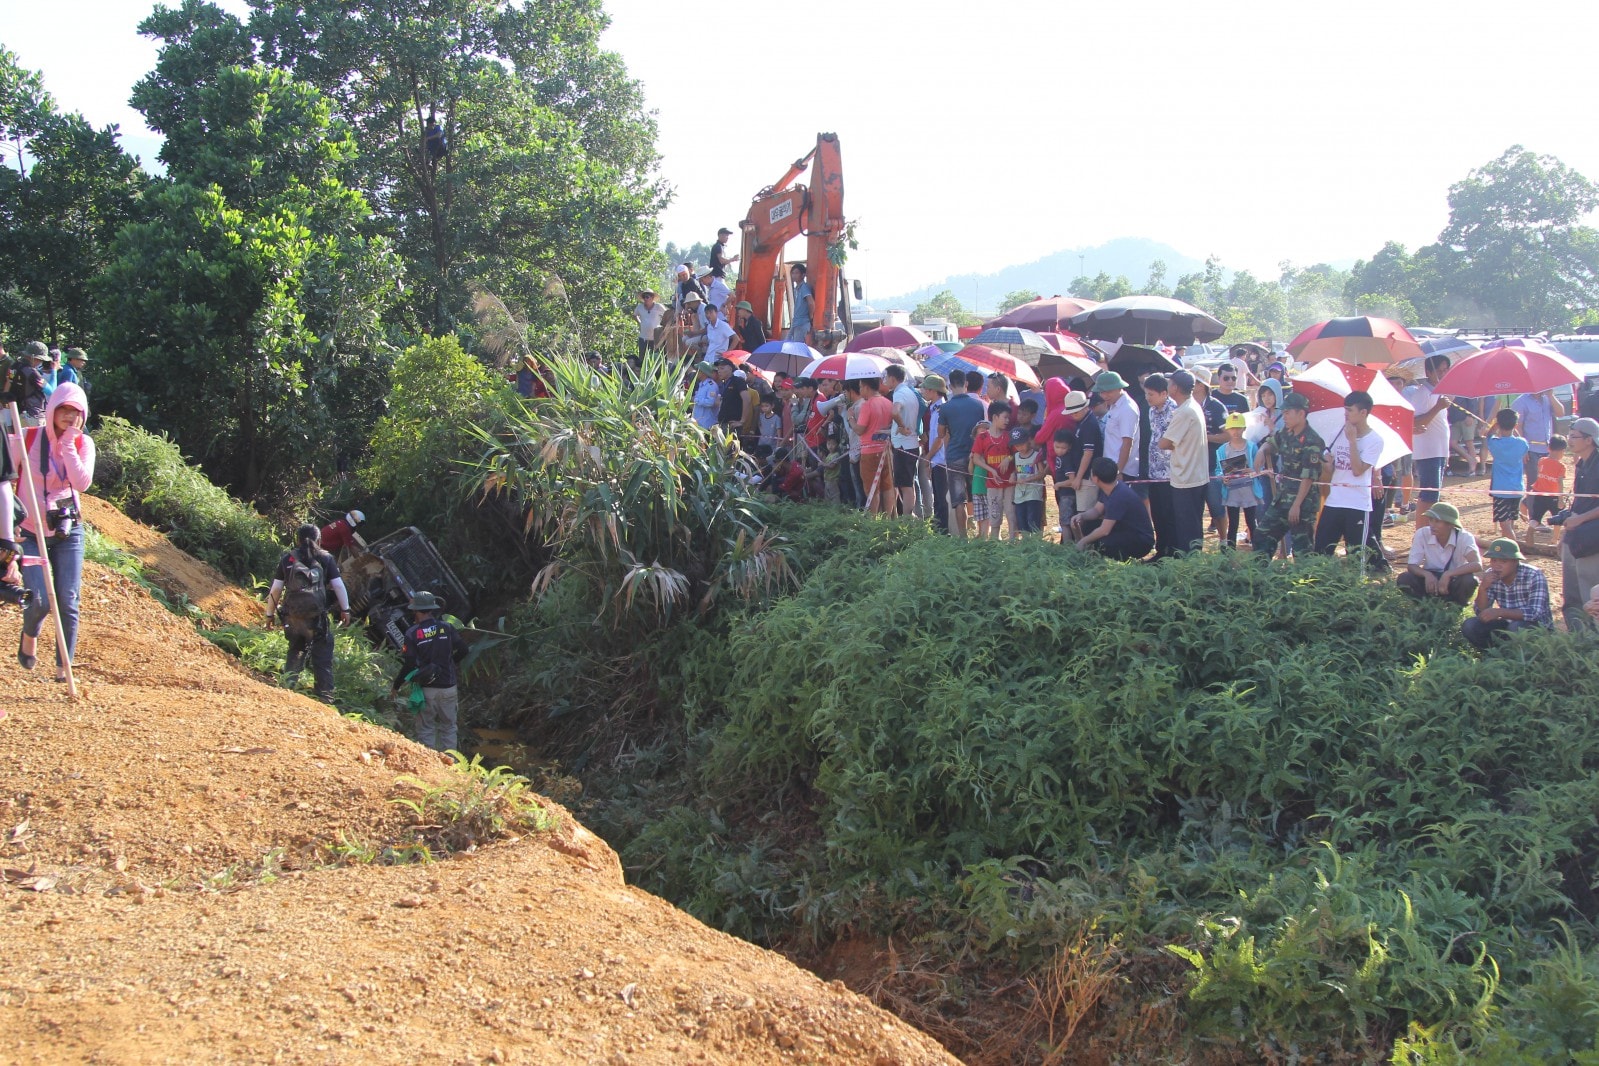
left=0, top=514, right=959, bottom=1064
left=79, top=494, right=263, bottom=627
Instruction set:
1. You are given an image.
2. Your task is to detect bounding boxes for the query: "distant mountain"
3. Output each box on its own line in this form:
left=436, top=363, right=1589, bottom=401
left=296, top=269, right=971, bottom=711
left=878, top=237, right=1210, bottom=311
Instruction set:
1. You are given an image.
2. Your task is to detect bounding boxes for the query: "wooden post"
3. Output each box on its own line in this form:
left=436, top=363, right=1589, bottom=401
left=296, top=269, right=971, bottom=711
left=6, top=402, right=77, bottom=698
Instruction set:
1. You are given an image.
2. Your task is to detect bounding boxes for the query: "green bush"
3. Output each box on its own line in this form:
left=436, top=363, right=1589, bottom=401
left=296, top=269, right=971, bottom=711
left=204, top=623, right=401, bottom=727
left=92, top=416, right=282, bottom=580
left=585, top=524, right=1599, bottom=1059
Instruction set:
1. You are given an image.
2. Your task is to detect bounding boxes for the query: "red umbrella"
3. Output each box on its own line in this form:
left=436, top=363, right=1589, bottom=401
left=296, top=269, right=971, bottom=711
left=1433, top=346, right=1583, bottom=398
left=846, top=325, right=930, bottom=352
left=985, top=296, right=1101, bottom=333
left=1292, top=359, right=1415, bottom=469
left=954, top=344, right=1041, bottom=387
left=1287, top=316, right=1424, bottom=366
left=723, top=350, right=774, bottom=385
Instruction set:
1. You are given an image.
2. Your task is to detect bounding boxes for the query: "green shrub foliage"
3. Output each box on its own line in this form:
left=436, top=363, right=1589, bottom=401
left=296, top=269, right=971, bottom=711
left=92, top=416, right=283, bottom=580
left=575, top=526, right=1599, bottom=1058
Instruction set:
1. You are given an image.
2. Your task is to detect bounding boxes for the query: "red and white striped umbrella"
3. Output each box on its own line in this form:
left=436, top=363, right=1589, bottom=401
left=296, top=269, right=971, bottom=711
left=1292, top=359, right=1415, bottom=469
left=800, top=352, right=892, bottom=381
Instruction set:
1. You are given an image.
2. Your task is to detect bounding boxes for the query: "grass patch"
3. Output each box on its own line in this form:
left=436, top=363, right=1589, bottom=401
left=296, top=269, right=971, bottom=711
left=392, top=752, right=557, bottom=854
left=92, top=416, right=282, bottom=582
left=203, top=622, right=402, bottom=727
left=83, top=526, right=202, bottom=621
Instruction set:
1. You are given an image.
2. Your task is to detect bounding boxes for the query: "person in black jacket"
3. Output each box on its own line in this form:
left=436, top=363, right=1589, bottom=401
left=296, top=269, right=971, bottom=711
left=264, top=524, right=353, bottom=701
left=391, top=590, right=468, bottom=752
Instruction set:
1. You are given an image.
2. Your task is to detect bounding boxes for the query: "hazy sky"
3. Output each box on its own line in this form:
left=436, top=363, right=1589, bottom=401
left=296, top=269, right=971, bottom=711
left=7, top=0, right=1599, bottom=300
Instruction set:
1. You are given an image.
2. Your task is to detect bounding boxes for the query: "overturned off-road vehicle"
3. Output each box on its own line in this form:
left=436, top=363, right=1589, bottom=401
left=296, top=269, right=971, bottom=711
left=336, top=527, right=471, bottom=650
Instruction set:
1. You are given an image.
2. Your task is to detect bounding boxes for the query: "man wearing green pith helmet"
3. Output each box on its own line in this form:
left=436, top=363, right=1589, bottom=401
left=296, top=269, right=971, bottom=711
left=1252, top=391, right=1324, bottom=560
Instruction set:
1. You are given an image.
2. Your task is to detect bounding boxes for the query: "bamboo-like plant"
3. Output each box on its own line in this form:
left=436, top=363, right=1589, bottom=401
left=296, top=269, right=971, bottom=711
left=469, top=349, right=792, bottom=628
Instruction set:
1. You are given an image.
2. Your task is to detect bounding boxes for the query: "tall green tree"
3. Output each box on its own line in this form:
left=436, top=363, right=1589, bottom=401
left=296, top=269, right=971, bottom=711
left=911, top=289, right=979, bottom=325
left=1431, top=145, right=1599, bottom=330
left=139, top=0, right=668, bottom=342
left=96, top=65, right=400, bottom=501
left=1069, top=272, right=1134, bottom=302
left=998, top=289, right=1041, bottom=314
left=0, top=49, right=147, bottom=346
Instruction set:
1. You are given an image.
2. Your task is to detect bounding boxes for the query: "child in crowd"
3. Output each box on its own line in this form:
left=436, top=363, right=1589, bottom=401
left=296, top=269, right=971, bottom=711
left=1217, top=412, right=1260, bottom=548
left=768, top=450, right=806, bottom=502
left=969, top=419, right=993, bottom=536
left=1484, top=407, right=1529, bottom=539
left=1012, top=433, right=1046, bottom=535
left=972, top=405, right=1016, bottom=540
left=1010, top=400, right=1039, bottom=451
left=1052, top=428, right=1076, bottom=541
left=1526, top=434, right=1566, bottom=531
left=820, top=435, right=844, bottom=502
left=755, top=398, right=782, bottom=460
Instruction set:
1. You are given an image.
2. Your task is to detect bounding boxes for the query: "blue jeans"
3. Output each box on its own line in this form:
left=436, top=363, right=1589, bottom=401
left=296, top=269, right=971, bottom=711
left=1014, top=498, right=1044, bottom=533
left=21, top=525, right=85, bottom=669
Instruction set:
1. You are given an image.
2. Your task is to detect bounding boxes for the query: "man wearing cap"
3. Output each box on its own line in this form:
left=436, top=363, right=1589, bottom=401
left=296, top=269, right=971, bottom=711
left=391, top=590, right=469, bottom=752
left=707, top=227, right=739, bottom=310
left=1463, top=538, right=1553, bottom=650
left=1160, top=370, right=1210, bottom=554
left=633, top=290, right=667, bottom=364
left=691, top=362, right=722, bottom=430
left=1095, top=371, right=1142, bottom=487
left=6, top=341, right=49, bottom=421
left=56, top=348, right=87, bottom=388
left=319, top=510, right=367, bottom=556
left=734, top=300, right=767, bottom=353
left=1397, top=503, right=1482, bottom=605
left=1555, top=416, right=1599, bottom=630
left=1252, top=392, right=1324, bottom=560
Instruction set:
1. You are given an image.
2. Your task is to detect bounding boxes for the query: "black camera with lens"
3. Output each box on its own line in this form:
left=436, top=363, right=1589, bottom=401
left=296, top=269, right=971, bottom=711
left=0, top=583, right=32, bottom=608
left=46, top=500, right=80, bottom=539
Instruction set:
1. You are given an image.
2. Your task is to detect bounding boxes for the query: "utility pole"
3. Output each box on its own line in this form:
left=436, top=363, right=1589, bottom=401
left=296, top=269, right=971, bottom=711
left=1079, top=254, right=1085, bottom=277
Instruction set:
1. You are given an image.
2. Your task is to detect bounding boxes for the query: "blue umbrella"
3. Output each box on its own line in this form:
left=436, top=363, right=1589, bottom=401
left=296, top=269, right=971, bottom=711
left=1418, top=337, right=1480, bottom=361
left=749, top=339, right=823, bottom=376
left=970, top=326, right=1053, bottom=354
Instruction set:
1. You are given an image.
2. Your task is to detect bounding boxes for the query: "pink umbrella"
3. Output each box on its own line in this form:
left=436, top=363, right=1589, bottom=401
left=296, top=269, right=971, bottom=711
left=985, top=296, right=1101, bottom=333
left=1292, top=359, right=1415, bottom=469
left=846, top=325, right=930, bottom=352
left=800, top=352, right=893, bottom=381
left=954, top=344, right=1042, bottom=387
left=1433, top=346, right=1583, bottom=398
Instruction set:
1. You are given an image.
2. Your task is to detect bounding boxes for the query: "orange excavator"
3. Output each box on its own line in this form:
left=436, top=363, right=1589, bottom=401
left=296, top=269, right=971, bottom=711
left=734, top=132, right=851, bottom=354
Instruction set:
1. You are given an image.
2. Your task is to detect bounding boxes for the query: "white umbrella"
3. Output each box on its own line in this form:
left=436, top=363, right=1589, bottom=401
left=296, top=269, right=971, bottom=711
left=1293, top=359, right=1415, bottom=470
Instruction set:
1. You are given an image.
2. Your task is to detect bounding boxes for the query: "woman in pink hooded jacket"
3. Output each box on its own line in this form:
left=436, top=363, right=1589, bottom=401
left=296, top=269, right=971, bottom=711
left=11, top=382, right=95, bottom=679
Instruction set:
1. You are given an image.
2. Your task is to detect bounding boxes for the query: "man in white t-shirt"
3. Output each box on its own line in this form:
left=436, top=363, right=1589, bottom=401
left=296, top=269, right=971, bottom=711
left=1397, top=502, right=1482, bottom=604
left=1403, top=355, right=1453, bottom=528
left=633, top=291, right=667, bottom=364
left=1095, top=371, right=1142, bottom=480
left=699, top=303, right=736, bottom=361
left=1313, top=389, right=1388, bottom=571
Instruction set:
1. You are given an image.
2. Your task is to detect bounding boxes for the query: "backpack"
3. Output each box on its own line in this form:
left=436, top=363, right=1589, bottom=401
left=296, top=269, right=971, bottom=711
left=281, top=551, right=330, bottom=619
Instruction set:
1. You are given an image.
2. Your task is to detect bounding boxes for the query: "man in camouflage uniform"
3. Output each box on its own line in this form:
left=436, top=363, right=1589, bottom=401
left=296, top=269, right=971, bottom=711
left=1253, top=392, right=1325, bottom=559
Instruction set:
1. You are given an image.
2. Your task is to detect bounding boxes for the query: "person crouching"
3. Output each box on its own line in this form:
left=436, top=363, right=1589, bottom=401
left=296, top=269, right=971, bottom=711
left=392, top=591, right=467, bottom=753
